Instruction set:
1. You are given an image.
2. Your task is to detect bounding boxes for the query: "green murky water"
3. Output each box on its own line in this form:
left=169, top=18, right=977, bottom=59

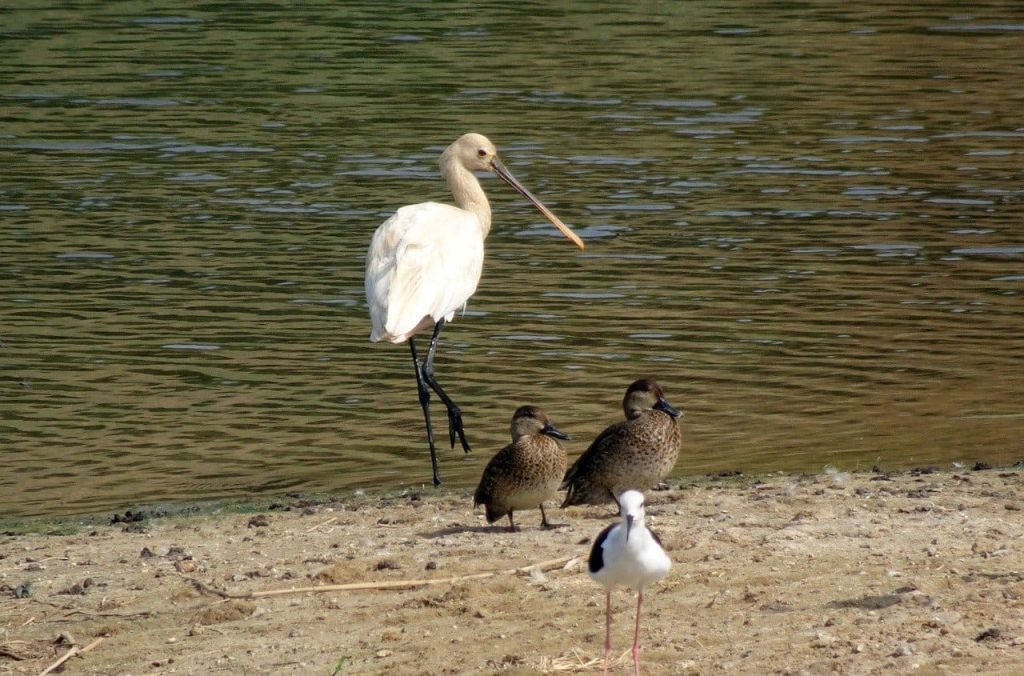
left=3, top=1, right=1023, bottom=517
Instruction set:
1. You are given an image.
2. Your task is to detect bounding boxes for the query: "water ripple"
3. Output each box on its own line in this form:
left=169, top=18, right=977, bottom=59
left=3, top=0, right=1022, bottom=518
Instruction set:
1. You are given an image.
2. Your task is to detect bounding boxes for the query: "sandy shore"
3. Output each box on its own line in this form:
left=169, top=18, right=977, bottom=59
left=1, top=467, right=1022, bottom=675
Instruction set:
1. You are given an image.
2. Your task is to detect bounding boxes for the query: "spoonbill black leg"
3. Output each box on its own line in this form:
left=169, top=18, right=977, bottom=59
left=408, top=337, right=441, bottom=486
left=420, top=320, right=471, bottom=454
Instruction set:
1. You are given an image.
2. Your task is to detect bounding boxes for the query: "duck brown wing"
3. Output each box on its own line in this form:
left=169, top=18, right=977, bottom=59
left=562, top=421, right=633, bottom=486
left=474, top=443, right=513, bottom=506
left=473, top=471, right=493, bottom=507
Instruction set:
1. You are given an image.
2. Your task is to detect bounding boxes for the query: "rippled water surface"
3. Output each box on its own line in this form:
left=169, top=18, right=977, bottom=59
left=3, top=2, right=1023, bottom=517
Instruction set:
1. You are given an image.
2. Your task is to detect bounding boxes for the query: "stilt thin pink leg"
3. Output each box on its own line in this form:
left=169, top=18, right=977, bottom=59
left=603, top=591, right=612, bottom=676
left=632, top=590, right=643, bottom=676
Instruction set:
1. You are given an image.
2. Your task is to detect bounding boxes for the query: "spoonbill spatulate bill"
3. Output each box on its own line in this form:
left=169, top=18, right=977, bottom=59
left=365, top=133, right=585, bottom=486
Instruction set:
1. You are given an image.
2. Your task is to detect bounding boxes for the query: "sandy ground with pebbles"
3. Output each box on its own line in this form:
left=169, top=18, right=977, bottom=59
left=2, top=467, right=1023, bottom=675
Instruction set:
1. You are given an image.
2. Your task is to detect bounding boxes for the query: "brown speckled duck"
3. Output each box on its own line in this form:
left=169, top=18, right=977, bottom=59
left=474, top=406, right=570, bottom=531
left=561, top=379, right=683, bottom=508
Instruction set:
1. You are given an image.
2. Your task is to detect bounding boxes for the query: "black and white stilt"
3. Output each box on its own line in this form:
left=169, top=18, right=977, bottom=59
left=588, top=490, right=670, bottom=676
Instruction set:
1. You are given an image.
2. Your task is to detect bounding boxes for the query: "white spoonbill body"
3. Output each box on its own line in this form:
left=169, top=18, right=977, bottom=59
left=589, top=490, right=670, bottom=676
left=365, top=133, right=584, bottom=486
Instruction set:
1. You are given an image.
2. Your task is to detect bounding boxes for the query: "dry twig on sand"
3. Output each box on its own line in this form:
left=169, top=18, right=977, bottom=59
left=304, top=516, right=338, bottom=533
left=539, top=647, right=631, bottom=673
left=538, top=647, right=602, bottom=673
left=37, top=637, right=104, bottom=676
left=185, top=555, right=576, bottom=600
left=0, top=645, right=29, bottom=661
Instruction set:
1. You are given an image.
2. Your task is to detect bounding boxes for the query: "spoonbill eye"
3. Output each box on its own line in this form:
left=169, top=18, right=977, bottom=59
left=477, top=148, right=487, bottom=157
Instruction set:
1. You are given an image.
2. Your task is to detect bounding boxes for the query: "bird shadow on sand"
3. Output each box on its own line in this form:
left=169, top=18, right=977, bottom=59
left=418, top=522, right=576, bottom=537
left=418, top=523, right=507, bottom=538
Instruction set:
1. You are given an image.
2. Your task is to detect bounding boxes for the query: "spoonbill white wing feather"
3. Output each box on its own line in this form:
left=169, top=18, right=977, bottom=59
left=366, top=202, right=484, bottom=343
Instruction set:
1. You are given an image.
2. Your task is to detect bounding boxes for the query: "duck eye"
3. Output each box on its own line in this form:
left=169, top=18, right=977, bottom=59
left=477, top=148, right=487, bottom=158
